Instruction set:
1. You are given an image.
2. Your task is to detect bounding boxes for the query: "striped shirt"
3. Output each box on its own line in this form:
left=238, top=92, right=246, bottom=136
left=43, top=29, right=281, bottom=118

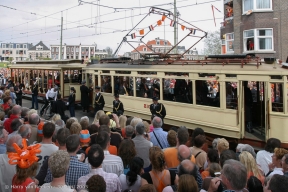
left=77, top=168, right=121, bottom=192
left=102, top=150, right=124, bottom=176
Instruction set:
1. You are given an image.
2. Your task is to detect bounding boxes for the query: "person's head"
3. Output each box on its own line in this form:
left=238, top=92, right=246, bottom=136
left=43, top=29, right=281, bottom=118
left=130, top=117, right=142, bottom=129
left=43, top=122, right=55, bottom=139
left=15, top=162, right=38, bottom=185
left=242, top=144, right=256, bottom=158
left=135, top=122, right=145, bottom=135
left=114, top=94, right=119, bottom=101
left=11, top=118, right=22, bottom=132
left=152, top=116, right=162, bottom=128
left=51, top=114, right=61, bottom=124
left=0, top=111, right=5, bottom=121
left=143, top=121, right=150, bottom=134
left=152, top=97, right=158, bottom=104
left=221, top=159, right=247, bottom=190
left=65, top=118, right=76, bottom=129
left=125, top=125, right=134, bottom=138
left=56, top=128, right=71, bottom=147
left=86, top=175, right=106, bottom=192
left=66, top=134, right=80, bottom=153
left=219, top=149, right=237, bottom=168
left=21, top=107, right=29, bottom=119
left=192, top=128, right=205, bottom=139
left=194, top=135, right=206, bottom=148
left=3, top=96, right=12, bottom=104
left=6, top=134, right=22, bottom=152
left=265, top=138, right=281, bottom=153
left=149, top=146, right=165, bottom=172
left=94, top=86, right=101, bottom=93
left=167, top=130, right=177, bottom=147
left=236, top=143, right=245, bottom=153
left=178, top=159, right=198, bottom=178
left=177, top=174, right=198, bottom=192
left=70, top=122, right=82, bottom=135
left=12, top=105, right=21, bottom=116
left=138, top=184, right=157, bottom=192
left=209, top=163, right=221, bottom=177
left=18, top=124, right=32, bottom=139
left=80, top=129, right=90, bottom=146
left=98, top=125, right=110, bottom=134
left=96, top=131, right=110, bottom=150
left=282, top=154, right=288, bottom=172
left=87, top=124, right=98, bottom=135
left=0, top=126, right=8, bottom=144
left=70, top=87, right=76, bottom=94
left=217, top=138, right=229, bottom=154
left=178, top=144, right=192, bottom=162
left=265, top=174, right=288, bottom=192
left=272, top=148, right=288, bottom=168
left=55, top=119, right=65, bottom=129
left=88, top=144, right=104, bottom=168
left=94, top=110, right=105, bottom=124
left=99, top=115, right=110, bottom=126
left=207, top=148, right=219, bottom=163
left=10, top=87, right=14, bottom=92
left=118, top=139, right=136, bottom=168
left=48, top=150, right=70, bottom=178
left=80, top=116, right=89, bottom=130
left=212, top=138, right=220, bottom=150
left=247, top=176, right=263, bottom=192
left=126, top=157, right=144, bottom=186
left=126, top=116, right=134, bottom=126
left=177, top=126, right=189, bottom=146
left=28, top=113, right=40, bottom=125
left=119, top=115, right=127, bottom=128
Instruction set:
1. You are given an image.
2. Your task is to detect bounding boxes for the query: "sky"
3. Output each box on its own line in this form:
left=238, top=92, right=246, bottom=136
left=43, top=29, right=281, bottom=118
left=0, top=0, right=223, bottom=55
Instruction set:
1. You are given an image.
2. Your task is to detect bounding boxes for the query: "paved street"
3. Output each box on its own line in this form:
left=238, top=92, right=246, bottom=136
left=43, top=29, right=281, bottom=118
left=21, top=99, right=95, bottom=124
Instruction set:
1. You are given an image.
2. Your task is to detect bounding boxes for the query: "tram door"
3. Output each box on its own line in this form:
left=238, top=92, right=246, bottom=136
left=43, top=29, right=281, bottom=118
left=240, top=81, right=267, bottom=141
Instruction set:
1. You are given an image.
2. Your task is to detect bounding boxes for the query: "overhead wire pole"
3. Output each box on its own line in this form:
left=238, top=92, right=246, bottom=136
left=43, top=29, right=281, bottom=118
left=60, top=12, right=63, bottom=60
left=174, top=0, right=177, bottom=54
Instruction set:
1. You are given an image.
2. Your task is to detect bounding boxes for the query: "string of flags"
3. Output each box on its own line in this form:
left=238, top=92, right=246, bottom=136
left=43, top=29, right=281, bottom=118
left=130, top=15, right=198, bottom=39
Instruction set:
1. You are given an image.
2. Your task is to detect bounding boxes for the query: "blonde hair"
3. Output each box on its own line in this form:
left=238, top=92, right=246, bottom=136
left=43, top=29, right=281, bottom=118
left=177, top=174, right=198, bottom=192
left=70, top=122, right=82, bottom=135
left=143, top=121, right=150, bottom=133
left=51, top=114, right=61, bottom=124
left=4, top=90, right=10, bottom=97
left=49, top=150, right=70, bottom=178
left=93, top=110, right=105, bottom=124
left=217, top=138, right=229, bottom=154
left=274, top=148, right=288, bottom=160
left=130, top=117, right=142, bottom=129
left=239, top=151, right=262, bottom=179
left=27, top=109, right=38, bottom=117
left=119, top=115, right=127, bottom=129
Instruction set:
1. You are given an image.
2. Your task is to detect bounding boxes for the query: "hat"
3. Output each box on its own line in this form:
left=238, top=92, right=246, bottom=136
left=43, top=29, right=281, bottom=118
left=80, top=130, right=91, bottom=143
left=95, top=86, right=100, bottom=90
left=114, top=94, right=119, bottom=98
left=152, top=97, right=159, bottom=101
left=37, top=123, right=44, bottom=138
left=70, top=87, right=75, bottom=91
left=8, top=139, right=41, bottom=169
left=33, top=78, right=36, bottom=81
left=81, top=80, right=86, bottom=84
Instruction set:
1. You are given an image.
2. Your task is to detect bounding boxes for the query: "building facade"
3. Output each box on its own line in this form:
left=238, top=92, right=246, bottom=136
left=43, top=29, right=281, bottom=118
left=221, top=0, right=288, bottom=61
left=0, top=43, right=33, bottom=61
left=27, top=41, right=50, bottom=60
left=50, top=44, right=108, bottom=60
left=131, top=38, right=173, bottom=60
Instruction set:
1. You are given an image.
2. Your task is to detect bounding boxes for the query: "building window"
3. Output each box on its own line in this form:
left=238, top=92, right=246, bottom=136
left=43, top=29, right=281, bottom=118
left=10, top=51, right=13, bottom=54
left=24, top=50, right=26, bottom=54
left=156, top=41, right=160, bottom=45
left=10, top=44, right=13, bottom=48
left=226, top=33, right=234, bottom=52
left=40, top=53, right=42, bottom=57
left=2, top=44, right=5, bottom=48
left=243, top=29, right=273, bottom=52
left=24, top=44, right=27, bottom=48
left=76, top=47, right=79, bottom=52
left=143, top=47, right=147, bottom=51
left=56, top=48, right=59, bottom=52
left=243, top=0, right=272, bottom=13
left=16, top=44, right=20, bottom=48
left=67, top=47, right=70, bottom=52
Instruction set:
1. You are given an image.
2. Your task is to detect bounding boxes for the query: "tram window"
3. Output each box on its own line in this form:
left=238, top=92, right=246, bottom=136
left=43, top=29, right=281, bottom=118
left=115, top=71, right=131, bottom=74
left=271, top=83, right=283, bottom=112
left=136, top=77, right=155, bottom=99
left=196, top=80, right=220, bottom=107
left=163, top=76, right=192, bottom=104
left=94, top=75, right=99, bottom=87
left=226, top=82, right=238, bottom=109
left=137, top=71, right=157, bottom=75
left=101, top=75, right=112, bottom=93
left=114, top=76, right=133, bottom=96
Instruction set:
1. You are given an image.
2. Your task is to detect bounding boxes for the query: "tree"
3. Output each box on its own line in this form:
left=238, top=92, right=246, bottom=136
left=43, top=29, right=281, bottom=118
left=203, top=30, right=221, bottom=55
left=105, top=47, right=113, bottom=57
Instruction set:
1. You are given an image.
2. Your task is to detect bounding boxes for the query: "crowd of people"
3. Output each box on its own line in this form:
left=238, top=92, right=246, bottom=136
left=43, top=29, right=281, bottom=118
left=0, top=91, right=287, bottom=191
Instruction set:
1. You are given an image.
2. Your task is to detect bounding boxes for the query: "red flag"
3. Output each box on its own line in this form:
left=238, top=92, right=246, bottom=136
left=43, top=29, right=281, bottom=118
left=139, top=29, right=144, bottom=35
left=162, top=15, right=166, bottom=21
left=181, top=25, right=185, bottom=31
left=157, top=20, right=162, bottom=26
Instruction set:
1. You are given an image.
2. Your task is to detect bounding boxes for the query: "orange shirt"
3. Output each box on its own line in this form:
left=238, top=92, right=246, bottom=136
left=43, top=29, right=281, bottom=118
left=247, top=171, right=265, bottom=184
left=201, top=170, right=210, bottom=180
left=86, top=145, right=118, bottom=156
left=164, top=147, right=196, bottom=168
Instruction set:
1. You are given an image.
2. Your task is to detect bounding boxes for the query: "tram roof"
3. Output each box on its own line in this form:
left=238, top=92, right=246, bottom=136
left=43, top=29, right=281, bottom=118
left=84, top=62, right=288, bottom=75
left=9, top=59, right=85, bottom=69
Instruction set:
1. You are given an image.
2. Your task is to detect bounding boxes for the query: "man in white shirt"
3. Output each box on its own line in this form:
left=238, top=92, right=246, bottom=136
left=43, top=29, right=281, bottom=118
left=0, top=135, right=22, bottom=192
left=77, top=144, right=121, bottom=192
left=256, top=138, right=281, bottom=175
left=36, top=122, right=58, bottom=174
left=96, top=131, right=124, bottom=176
left=40, top=86, right=58, bottom=116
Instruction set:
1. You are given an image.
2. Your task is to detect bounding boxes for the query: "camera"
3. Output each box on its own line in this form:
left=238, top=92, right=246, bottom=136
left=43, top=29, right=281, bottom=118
left=108, top=114, right=113, bottom=119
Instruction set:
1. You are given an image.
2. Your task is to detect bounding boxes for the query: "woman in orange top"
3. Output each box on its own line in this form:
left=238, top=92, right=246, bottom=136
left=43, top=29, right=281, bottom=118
left=239, top=151, right=265, bottom=184
left=2, top=96, right=12, bottom=111
left=201, top=149, right=220, bottom=179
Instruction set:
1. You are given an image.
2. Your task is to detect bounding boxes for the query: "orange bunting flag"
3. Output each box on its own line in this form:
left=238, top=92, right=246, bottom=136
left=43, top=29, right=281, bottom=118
left=181, top=25, right=185, bottom=31
left=157, top=20, right=162, bottom=26
left=139, top=29, right=144, bottom=35
left=162, top=15, right=166, bottom=21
